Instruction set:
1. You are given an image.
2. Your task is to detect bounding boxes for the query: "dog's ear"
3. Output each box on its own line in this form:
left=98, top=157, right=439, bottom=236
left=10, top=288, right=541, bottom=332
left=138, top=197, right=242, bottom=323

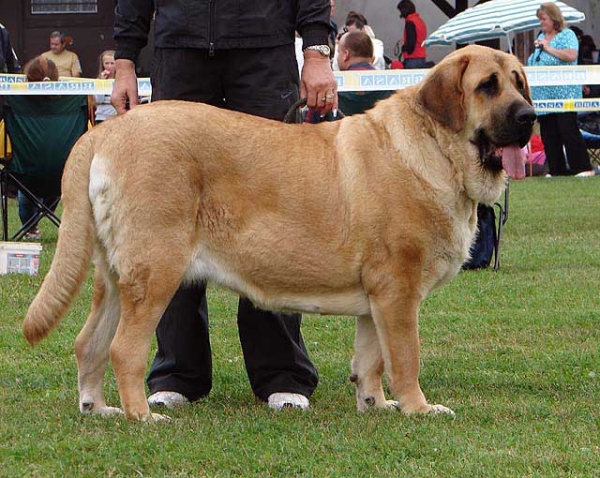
left=518, top=65, right=533, bottom=106
left=417, top=56, right=470, bottom=132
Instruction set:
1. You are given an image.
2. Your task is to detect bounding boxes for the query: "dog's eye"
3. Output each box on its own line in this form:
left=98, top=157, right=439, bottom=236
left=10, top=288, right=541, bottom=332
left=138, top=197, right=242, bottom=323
left=513, top=73, right=527, bottom=96
left=477, top=74, right=499, bottom=96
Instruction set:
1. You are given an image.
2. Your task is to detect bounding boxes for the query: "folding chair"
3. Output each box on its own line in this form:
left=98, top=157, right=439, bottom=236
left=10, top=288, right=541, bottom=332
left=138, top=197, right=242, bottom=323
left=580, top=129, right=600, bottom=168
left=0, top=95, right=88, bottom=241
left=578, top=112, right=600, bottom=169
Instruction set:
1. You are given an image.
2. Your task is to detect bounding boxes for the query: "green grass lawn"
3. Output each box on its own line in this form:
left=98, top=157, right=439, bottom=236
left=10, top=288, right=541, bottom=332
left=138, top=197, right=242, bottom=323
left=1, top=177, right=599, bottom=477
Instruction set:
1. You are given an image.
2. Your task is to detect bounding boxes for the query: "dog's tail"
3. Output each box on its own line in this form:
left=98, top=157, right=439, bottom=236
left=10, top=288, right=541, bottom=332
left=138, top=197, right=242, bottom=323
left=23, top=134, right=95, bottom=346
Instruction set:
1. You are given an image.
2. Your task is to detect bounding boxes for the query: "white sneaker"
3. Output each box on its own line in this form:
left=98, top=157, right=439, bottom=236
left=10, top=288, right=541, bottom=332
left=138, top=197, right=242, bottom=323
left=267, top=392, right=310, bottom=410
left=147, top=391, right=190, bottom=408
left=574, top=170, right=595, bottom=177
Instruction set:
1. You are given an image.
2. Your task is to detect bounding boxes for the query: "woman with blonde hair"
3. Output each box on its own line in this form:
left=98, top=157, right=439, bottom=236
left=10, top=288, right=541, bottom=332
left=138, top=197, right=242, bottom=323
left=97, top=49, right=116, bottom=79
left=526, top=2, right=594, bottom=177
left=94, top=49, right=117, bottom=124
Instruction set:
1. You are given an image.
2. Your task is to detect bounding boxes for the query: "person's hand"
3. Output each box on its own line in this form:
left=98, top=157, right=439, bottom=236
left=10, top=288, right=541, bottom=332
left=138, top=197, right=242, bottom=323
left=535, top=39, right=577, bottom=63
left=111, top=59, right=139, bottom=115
left=536, top=38, right=549, bottom=50
left=100, top=69, right=112, bottom=79
left=301, top=51, right=338, bottom=115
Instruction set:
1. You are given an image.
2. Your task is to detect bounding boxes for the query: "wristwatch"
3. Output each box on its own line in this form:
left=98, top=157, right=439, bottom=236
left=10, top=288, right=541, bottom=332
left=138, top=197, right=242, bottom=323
left=304, top=44, right=331, bottom=58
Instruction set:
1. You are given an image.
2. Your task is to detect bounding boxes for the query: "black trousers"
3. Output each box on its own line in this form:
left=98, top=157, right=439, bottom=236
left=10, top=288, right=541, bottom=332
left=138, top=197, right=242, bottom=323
left=147, top=46, right=318, bottom=402
left=538, top=112, right=592, bottom=176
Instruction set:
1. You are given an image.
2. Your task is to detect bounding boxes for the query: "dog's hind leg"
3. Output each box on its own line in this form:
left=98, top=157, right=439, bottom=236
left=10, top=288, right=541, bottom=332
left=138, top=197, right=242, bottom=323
left=369, top=292, right=455, bottom=416
left=110, top=257, right=188, bottom=421
left=74, top=260, right=122, bottom=417
left=351, top=315, right=399, bottom=411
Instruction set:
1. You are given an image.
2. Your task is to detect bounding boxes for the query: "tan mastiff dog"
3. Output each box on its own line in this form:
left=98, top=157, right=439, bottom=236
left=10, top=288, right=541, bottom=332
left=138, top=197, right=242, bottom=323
left=23, top=45, right=535, bottom=421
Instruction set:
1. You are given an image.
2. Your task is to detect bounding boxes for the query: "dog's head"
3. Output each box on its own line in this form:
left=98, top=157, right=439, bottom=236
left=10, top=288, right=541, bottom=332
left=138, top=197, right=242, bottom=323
left=416, top=45, right=536, bottom=180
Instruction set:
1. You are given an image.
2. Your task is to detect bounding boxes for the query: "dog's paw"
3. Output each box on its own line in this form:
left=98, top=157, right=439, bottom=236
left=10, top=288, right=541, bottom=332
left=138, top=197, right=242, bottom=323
left=80, top=400, right=123, bottom=417
left=357, top=396, right=399, bottom=412
left=146, top=412, right=171, bottom=422
left=429, top=404, right=455, bottom=417
left=382, top=399, right=400, bottom=410
left=401, top=402, right=455, bottom=417
left=98, top=406, right=124, bottom=417
left=80, top=400, right=95, bottom=414
left=402, top=404, right=456, bottom=418
left=123, top=409, right=171, bottom=421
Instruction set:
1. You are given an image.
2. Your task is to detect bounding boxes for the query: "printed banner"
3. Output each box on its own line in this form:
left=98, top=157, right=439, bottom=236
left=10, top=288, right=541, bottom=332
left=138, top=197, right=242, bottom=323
left=2, top=65, right=600, bottom=113
left=0, top=74, right=152, bottom=96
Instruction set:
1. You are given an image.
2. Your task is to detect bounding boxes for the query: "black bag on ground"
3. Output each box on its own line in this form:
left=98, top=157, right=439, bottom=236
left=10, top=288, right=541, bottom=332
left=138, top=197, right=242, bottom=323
left=463, top=204, right=496, bottom=270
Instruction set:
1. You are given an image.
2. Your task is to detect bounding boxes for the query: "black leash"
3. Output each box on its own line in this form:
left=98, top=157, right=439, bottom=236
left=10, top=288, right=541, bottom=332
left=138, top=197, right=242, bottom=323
left=283, top=97, right=345, bottom=124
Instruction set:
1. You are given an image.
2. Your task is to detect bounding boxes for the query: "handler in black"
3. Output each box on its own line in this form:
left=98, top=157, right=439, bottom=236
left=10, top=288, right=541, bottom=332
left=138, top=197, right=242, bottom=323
left=0, top=22, right=20, bottom=74
left=112, top=0, right=338, bottom=410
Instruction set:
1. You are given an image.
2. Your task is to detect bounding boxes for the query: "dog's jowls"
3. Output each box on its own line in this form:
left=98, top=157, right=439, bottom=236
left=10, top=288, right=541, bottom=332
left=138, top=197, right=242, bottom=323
left=23, top=45, right=535, bottom=421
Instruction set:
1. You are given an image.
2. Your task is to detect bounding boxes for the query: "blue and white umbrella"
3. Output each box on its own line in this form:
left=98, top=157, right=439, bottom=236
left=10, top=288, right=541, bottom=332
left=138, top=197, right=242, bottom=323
left=424, top=0, right=585, bottom=52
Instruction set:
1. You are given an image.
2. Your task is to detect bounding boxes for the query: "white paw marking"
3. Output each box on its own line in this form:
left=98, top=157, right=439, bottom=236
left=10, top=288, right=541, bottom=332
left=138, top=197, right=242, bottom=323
left=383, top=400, right=400, bottom=410
left=430, top=404, right=455, bottom=416
left=98, top=406, right=124, bottom=417
left=147, top=412, right=171, bottom=422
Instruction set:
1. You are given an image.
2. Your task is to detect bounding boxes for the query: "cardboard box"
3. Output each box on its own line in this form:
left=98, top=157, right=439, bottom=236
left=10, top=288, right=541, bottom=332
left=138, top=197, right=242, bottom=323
left=0, top=242, right=43, bottom=275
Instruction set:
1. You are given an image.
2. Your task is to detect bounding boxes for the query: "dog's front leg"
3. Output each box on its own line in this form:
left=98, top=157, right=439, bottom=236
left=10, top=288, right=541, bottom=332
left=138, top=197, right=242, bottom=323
left=369, top=294, right=454, bottom=416
left=351, top=315, right=398, bottom=411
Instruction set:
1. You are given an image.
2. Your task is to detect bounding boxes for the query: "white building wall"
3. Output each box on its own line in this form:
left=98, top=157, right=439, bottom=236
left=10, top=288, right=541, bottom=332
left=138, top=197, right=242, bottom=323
left=334, top=1, right=600, bottom=65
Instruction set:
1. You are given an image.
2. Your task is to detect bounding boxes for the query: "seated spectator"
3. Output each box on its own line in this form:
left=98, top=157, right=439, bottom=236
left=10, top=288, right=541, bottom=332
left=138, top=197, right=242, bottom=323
left=18, top=56, right=61, bottom=240
left=523, top=133, right=549, bottom=177
left=24, top=55, right=58, bottom=82
left=333, top=11, right=386, bottom=71
left=336, top=31, right=392, bottom=116
left=94, top=50, right=117, bottom=124
left=42, top=31, right=82, bottom=77
left=578, top=111, right=600, bottom=136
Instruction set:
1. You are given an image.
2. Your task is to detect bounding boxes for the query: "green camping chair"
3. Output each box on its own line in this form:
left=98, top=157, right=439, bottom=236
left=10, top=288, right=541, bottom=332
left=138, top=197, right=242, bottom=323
left=0, top=94, right=88, bottom=241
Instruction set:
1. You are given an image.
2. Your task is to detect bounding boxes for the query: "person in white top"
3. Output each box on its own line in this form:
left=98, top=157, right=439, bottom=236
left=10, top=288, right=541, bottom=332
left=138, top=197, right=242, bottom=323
left=93, top=50, right=117, bottom=123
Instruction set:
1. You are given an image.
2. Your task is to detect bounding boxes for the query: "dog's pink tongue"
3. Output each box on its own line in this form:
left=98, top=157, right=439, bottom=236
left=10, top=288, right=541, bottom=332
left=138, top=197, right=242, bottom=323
left=502, top=145, right=525, bottom=180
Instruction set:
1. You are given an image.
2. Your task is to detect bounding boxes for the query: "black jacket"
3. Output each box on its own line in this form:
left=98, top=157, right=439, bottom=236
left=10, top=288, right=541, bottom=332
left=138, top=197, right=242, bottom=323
left=0, top=23, right=20, bottom=73
left=114, top=0, right=331, bottom=62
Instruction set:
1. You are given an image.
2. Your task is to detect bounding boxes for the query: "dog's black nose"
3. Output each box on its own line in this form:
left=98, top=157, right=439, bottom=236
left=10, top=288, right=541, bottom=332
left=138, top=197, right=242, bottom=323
left=516, top=105, right=537, bottom=125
